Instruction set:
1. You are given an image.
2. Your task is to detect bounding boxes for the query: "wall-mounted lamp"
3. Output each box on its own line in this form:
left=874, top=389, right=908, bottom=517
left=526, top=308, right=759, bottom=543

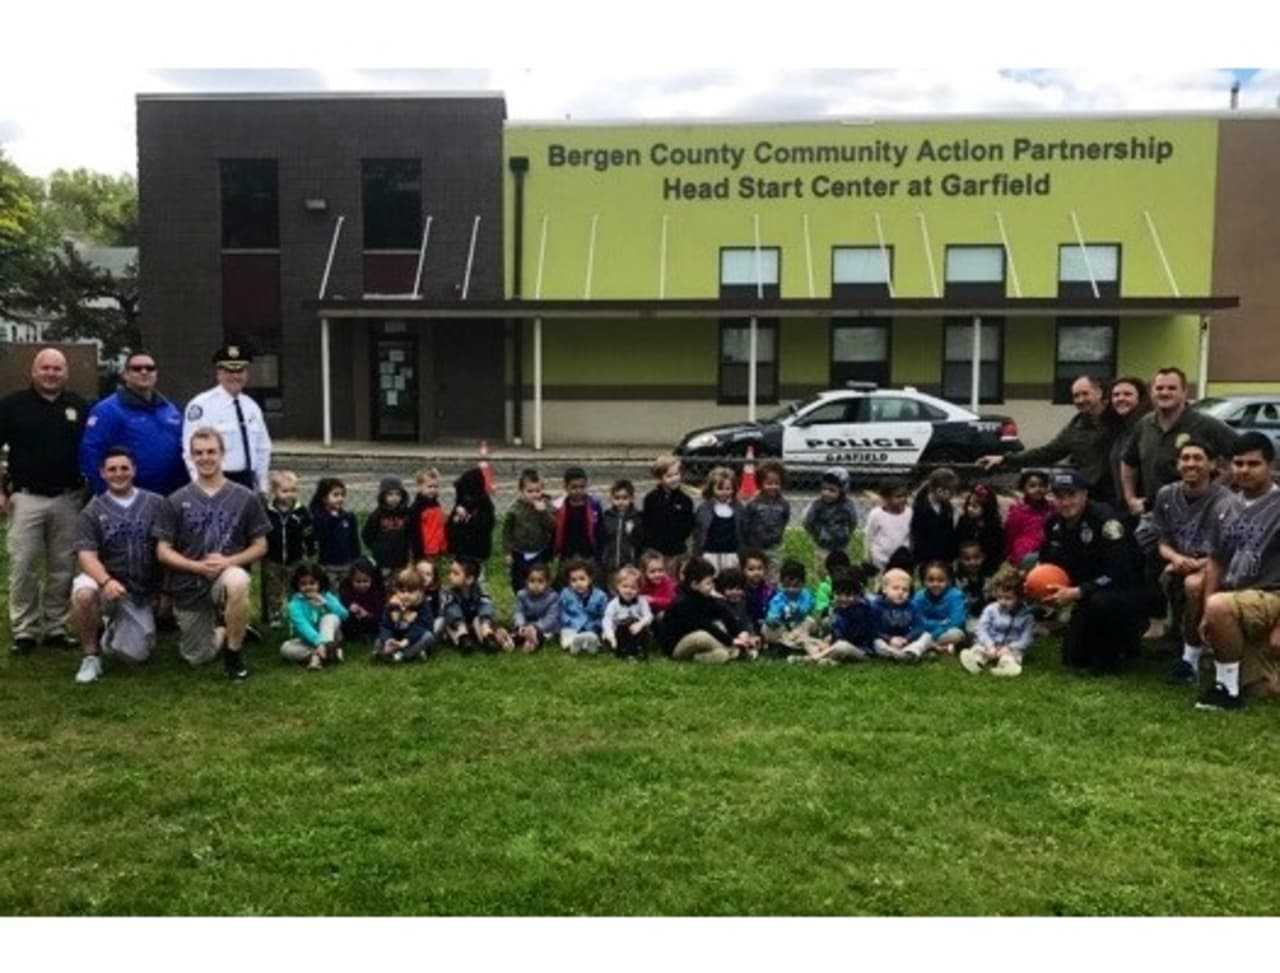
left=304, top=197, right=328, bottom=212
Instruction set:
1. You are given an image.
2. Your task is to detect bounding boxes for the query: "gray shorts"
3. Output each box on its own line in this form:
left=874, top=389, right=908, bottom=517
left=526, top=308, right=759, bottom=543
left=174, top=569, right=243, bottom=666
left=73, top=573, right=155, bottom=662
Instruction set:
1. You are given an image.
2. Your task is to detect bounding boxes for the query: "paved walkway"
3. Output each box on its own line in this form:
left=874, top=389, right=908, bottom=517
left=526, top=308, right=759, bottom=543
left=273, top=439, right=669, bottom=465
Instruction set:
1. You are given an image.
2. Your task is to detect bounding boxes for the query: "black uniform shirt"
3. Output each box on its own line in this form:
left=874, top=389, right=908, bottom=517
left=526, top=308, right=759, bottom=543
left=0, top=387, right=89, bottom=494
left=1040, top=500, right=1141, bottom=597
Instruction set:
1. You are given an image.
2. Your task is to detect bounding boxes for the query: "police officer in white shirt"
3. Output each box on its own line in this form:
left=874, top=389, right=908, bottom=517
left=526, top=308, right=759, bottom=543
left=182, top=344, right=272, bottom=493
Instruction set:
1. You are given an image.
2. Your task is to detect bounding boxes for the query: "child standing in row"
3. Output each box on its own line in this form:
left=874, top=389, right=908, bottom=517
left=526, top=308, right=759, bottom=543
left=281, top=563, right=347, bottom=671
left=409, top=467, right=449, bottom=564
left=865, top=482, right=912, bottom=572
left=961, top=569, right=1035, bottom=677
left=512, top=563, right=560, bottom=653
left=741, top=461, right=791, bottom=566
left=503, top=468, right=556, bottom=594
left=692, top=466, right=745, bottom=573
left=446, top=469, right=495, bottom=568
left=559, top=558, right=607, bottom=655
left=603, top=565, right=653, bottom=661
left=642, top=455, right=694, bottom=572
left=264, top=470, right=315, bottom=628
left=872, top=568, right=932, bottom=662
left=803, top=467, right=857, bottom=571
left=374, top=567, right=435, bottom=664
left=909, top=467, right=959, bottom=573
left=554, top=467, right=602, bottom=567
left=956, top=483, right=1004, bottom=570
left=362, top=476, right=413, bottom=576
left=912, top=560, right=968, bottom=654
left=310, top=477, right=361, bottom=591
left=1004, top=470, right=1052, bottom=567
left=598, top=479, right=643, bottom=578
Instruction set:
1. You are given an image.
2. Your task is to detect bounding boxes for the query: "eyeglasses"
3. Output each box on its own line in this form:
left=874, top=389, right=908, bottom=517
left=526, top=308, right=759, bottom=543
left=128, top=364, right=157, bottom=372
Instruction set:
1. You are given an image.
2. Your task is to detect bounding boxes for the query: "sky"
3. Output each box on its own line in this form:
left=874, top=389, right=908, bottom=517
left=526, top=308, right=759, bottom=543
left=1, top=67, right=1278, bottom=179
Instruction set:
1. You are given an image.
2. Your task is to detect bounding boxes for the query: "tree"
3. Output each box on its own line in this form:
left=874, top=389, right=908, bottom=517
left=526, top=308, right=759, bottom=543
left=44, top=168, right=138, bottom=247
left=0, top=148, right=57, bottom=321
left=28, top=242, right=141, bottom=359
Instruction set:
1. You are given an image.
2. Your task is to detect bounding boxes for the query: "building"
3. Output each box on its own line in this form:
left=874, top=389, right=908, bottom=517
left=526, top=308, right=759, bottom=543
left=136, top=94, right=1280, bottom=447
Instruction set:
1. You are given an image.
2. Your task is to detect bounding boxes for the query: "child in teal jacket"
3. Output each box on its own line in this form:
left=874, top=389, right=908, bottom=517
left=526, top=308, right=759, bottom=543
left=281, top=563, right=350, bottom=670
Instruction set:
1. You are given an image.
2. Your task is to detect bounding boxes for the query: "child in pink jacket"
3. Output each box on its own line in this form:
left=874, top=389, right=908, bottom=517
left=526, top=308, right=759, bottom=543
left=1004, top=470, right=1052, bottom=567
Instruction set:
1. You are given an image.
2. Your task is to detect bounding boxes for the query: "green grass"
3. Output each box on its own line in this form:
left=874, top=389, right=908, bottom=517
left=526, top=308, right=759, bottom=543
left=3, top=526, right=1280, bottom=916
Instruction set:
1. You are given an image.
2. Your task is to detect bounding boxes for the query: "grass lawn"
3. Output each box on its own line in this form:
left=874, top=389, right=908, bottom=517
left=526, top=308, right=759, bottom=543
left=2, top=523, right=1280, bottom=916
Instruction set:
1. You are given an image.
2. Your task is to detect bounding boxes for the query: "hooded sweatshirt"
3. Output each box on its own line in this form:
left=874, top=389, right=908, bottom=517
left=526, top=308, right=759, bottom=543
left=446, top=468, right=496, bottom=562
left=803, top=469, right=858, bottom=552
left=362, top=476, right=413, bottom=571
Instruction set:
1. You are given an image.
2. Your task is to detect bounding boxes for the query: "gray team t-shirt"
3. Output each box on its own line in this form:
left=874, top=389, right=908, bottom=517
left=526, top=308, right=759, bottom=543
left=73, top=489, right=167, bottom=597
left=154, top=480, right=271, bottom=609
left=1151, top=480, right=1242, bottom=558
left=1209, top=485, right=1280, bottom=591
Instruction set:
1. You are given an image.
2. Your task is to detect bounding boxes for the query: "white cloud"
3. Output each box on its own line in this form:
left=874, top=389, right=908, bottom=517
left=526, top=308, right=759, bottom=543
left=0, top=67, right=1267, bottom=179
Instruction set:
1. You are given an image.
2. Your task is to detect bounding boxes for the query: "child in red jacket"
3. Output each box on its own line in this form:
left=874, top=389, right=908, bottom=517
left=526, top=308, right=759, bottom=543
left=639, top=549, right=677, bottom=616
left=409, top=467, right=448, bottom=565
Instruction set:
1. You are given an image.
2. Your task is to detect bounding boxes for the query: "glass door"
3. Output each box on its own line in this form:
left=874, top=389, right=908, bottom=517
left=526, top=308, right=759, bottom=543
left=372, top=335, right=418, bottom=440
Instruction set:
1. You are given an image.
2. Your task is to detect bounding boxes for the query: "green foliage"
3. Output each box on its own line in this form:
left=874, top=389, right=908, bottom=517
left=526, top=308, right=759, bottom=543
left=45, top=168, right=138, bottom=247
left=3, top=525, right=1280, bottom=916
left=27, top=242, right=140, bottom=358
left=0, top=148, right=57, bottom=321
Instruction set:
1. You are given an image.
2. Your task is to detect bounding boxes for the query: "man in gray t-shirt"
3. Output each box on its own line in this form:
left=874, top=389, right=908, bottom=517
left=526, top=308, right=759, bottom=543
left=155, top=427, right=268, bottom=679
left=1196, top=432, right=1280, bottom=711
left=71, top=447, right=167, bottom=683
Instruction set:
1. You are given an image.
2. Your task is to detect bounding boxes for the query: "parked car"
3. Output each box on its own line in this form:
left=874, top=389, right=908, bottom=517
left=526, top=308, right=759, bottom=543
left=1193, top=396, right=1280, bottom=457
left=674, top=383, right=1023, bottom=479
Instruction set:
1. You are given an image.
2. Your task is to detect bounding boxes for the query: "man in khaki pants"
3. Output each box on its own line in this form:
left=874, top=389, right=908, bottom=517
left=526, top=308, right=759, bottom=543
left=0, top=349, right=89, bottom=654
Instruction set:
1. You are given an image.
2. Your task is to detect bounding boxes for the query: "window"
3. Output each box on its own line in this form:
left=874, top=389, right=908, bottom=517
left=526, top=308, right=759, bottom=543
left=800, top=400, right=858, bottom=425
left=831, top=320, right=891, bottom=388
left=362, top=159, right=423, bottom=250
left=1054, top=319, right=1117, bottom=403
left=718, top=322, right=778, bottom=404
left=944, top=245, right=1005, bottom=300
left=943, top=318, right=1004, bottom=404
left=720, top=248, right=780, bottom=290
left=868, top=397, right=948, bottom=423
left=220, top=160, right=278, bottom=250
left=1059, top=244, right=1120, bottom=299
left=832, top=246, right=893, bottom=300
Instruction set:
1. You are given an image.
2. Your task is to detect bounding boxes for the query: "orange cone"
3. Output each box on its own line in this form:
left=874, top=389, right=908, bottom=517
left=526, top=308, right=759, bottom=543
left=478, top=440, right=496, bottom=495
left=739, top=445, right=759, bottom=500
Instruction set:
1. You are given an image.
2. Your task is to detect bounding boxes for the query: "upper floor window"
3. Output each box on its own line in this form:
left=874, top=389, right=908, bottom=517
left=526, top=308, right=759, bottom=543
left=944, top=245, right=1005, bottom=300
left=832, top=245, right=892, bottom=300
left=220, top=160, right=278, bottom=250
left=720, top=247, right=780, bottom=297
left=362, top=159, right=422, bottom=250
left=1058, top=244, right=1120, bottom=298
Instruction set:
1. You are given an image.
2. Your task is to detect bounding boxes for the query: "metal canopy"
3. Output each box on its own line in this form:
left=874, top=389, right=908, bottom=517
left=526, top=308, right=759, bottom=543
left=310, top=294, right=1238, bottom=320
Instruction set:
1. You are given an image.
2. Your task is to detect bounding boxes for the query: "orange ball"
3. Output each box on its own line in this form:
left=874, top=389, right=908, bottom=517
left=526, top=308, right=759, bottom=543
left=1024, top=563, right=1071, bottom=602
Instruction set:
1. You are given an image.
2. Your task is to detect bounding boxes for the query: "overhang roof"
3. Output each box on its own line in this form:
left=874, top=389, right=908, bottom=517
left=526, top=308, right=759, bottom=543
left=310, top=295, right=1238, bottom=320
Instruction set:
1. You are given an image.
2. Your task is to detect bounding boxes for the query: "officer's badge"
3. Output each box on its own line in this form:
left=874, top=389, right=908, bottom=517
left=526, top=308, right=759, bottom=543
left=187, top=404, right=203, bottom=420
left=1080, top=524, right=1094, bottom=544
left=65, top=407, right=78, bottom=422
left=1102, top=519, right=1124, bottom=541
left=1175, top=433, right=1190, bottom=449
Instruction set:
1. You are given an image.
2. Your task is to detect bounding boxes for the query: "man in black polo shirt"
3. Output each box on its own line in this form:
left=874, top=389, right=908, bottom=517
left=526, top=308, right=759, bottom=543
left=0, top=348, right=88, bottom=654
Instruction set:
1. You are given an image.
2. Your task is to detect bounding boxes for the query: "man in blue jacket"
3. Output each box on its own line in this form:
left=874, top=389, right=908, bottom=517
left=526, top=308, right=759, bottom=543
left=79, top=350, right=187, bottom=497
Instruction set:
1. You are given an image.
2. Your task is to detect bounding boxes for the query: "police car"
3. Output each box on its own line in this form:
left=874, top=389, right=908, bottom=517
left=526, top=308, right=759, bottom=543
left=675, top=383, right=1022, bottom=477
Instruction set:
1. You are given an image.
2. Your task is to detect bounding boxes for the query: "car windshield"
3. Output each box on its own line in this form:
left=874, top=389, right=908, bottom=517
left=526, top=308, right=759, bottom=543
left=764, top=396, right=820, bottom=423
left=1193, top=397, right=1227, bottom=414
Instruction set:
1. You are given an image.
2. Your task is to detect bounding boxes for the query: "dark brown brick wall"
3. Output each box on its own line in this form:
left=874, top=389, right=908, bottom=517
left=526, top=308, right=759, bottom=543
left=136, top=95, right=506, bottom=438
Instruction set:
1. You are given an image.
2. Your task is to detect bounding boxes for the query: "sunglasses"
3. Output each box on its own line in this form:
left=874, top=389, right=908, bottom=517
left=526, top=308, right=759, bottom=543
left=128, top=364, right=157, bottom=372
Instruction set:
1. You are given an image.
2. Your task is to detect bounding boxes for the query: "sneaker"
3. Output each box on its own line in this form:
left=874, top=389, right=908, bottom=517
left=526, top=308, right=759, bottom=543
left=959, top=648, right=985, bottom=675
left=11, top=637, right=36, bottom=656
left=75, top=655, right=103, bottom=684
left=334, top=646, right=345, bottom=664
left=900, top=648, right=923, bottom=665
left=1167, top=659, right=1198, bottom=686
left=1195, top=683, right=1246, bottom=711
left=391, top=651, right=405, bottom=664
left=992, top=655, right=1023, bottom=678
left=222, top=649, right=249, bottom=680
left=307, top=653, right=324, bottom=672
left=816, top=657, right=838, bottom=667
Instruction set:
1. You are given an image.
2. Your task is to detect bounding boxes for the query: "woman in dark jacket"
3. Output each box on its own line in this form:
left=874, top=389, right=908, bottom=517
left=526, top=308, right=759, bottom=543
left=1104, top=375, right=1152, bottom=510
left=445, top=468, right=496, bottom=564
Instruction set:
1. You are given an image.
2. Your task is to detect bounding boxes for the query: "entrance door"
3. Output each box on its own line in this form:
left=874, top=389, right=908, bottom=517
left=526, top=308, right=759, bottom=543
left=372, top=335, right=419, bottom=440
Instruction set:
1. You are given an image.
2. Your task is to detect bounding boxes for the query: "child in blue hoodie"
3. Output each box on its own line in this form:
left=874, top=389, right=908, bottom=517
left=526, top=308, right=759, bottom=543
left=559, top=558, right=608, bottom=655
left=807, top=567, right=876, bottom=664
left=763, top=558, right=821, bottom=659
left=911, top=560, right=969, bottom=655
left=872, top=568, right=933, bottom=663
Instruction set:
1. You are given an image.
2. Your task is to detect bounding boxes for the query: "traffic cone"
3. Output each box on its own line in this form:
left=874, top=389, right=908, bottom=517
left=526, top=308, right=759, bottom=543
left=478, top=440, right=496, bottom=495
left=738, top=445, right=759, bottom=500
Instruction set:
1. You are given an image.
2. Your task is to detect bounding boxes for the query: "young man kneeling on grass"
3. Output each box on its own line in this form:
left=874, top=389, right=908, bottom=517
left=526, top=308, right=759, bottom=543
left=155, top=427, right=269, bottom=680
left=1195, top=433, right=1280, bottom=711
left=70, top=447, right=169, bottom=683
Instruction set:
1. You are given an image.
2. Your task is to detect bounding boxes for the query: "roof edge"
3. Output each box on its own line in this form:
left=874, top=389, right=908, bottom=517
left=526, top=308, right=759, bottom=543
left=136, top=90, right=506, bottom=103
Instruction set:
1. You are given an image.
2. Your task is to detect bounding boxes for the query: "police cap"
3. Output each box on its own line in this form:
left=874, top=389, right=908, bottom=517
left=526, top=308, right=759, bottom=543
left=1048, top=468, right=1089, bottom=493
left=212, top=343, right=253, bottom=369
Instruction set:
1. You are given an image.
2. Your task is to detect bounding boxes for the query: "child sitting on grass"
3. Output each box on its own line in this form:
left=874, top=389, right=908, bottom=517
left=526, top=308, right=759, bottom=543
left=692, top=465, right=745, bottom=573
left=813, top=549, right=852, bottom=618
left=281, top=563, right=348, bottom=671
left=715, top=566, right=761, bottom=646
left=740, top=549, right=775, bottom=634
left=806, top=567, right=876, bottom=665
left=960, top=568, right=1035, bottom=677
left=872, top=567, right=933, bottom=663
left=639, top=549, right=677, bottom=616
left=741, top=460, right=791, bottom=567
left=441, top=555, right=499, bottom=653
left=558, top=558, right=608, bottom=655
left=654, top=557, right=755, bottom=663
left=763, top=558, right=821, bottom=659
left=803, top=467, right=858, bottom=571
left=339, top=557, right=384, bottom=643
left=374, top=567, right=435, bottom=664
left=912, top=560, right=969, bottom=654
left=603, top=565, right=653, bottom=661
left=955, top=538, right=994, bottom=627
left=865, top=481, right=912, bottom=572
left=512, top=562, right=560, bottom=653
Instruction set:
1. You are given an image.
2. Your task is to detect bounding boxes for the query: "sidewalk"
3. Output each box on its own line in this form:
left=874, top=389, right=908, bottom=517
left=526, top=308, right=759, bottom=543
left=272, top=438, right=671, bottom=466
